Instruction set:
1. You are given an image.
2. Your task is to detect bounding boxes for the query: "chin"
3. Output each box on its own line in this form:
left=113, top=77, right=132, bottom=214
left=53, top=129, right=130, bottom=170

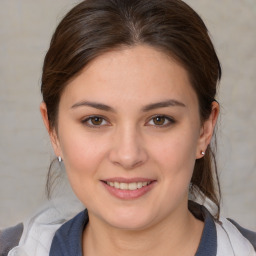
left=109, top=218, right=152, bottom=231
left=101, top=207, right=157, bottom=231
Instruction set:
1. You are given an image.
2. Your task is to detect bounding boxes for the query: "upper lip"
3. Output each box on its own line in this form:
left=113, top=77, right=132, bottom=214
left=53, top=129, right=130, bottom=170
left=102, top=177, right=155, bottom=183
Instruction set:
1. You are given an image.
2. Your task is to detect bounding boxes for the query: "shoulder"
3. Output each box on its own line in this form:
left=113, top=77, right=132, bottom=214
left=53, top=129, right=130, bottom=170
left=49, top=210, right=88, bottom=256
left=0, top=223, right=23, bottom=256
left=189, top=200, right=256, bottom=254
left=215, top=217, right=256, bottom=255
left=0, top=198, right=85, bottom=256
left=227, top=218, right=256, bottom=250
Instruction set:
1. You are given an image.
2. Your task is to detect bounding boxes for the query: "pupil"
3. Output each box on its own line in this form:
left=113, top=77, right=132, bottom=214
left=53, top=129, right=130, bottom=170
left=92, top=117, right=102, bottom=125
left=154, top=116, right=165, bottom=125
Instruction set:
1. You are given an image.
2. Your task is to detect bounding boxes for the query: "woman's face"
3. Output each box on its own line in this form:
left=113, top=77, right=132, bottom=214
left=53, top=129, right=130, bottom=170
left=43, top=45, right=215, bottom=230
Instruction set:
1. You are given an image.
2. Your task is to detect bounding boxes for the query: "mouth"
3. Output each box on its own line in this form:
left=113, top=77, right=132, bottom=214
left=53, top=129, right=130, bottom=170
left=103, top=181, right=152, bottom=190
left=101, top=178, right=156, bottom=200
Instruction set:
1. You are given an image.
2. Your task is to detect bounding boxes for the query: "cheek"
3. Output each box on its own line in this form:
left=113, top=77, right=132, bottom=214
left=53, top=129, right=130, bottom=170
left=148, top=126, right=200, bottom=193
left=57, top=131, right=110, bottom=205
left=58, top=128, right=108, bottom=179
left=153, top=129, right=198, bottom=167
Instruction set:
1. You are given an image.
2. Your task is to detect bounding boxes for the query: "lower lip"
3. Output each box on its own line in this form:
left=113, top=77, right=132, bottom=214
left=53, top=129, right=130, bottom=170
left=101, top=181, right=156, bottom=200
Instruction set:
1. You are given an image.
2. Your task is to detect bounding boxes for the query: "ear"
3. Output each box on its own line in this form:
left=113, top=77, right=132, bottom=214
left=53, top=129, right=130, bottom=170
left=40, top=102, right=62, bottom=158
left=196, top=101, right=219, bottom=159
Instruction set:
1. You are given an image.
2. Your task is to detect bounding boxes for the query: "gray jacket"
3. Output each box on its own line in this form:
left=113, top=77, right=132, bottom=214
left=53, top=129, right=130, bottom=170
left=1, top=205, right=256, bottom=256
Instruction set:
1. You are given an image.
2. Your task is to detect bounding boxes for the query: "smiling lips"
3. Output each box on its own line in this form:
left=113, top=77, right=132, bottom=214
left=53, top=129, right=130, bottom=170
left=102, top=179, right=156, bottom=199
left=106, top=181, right=151, bottom=190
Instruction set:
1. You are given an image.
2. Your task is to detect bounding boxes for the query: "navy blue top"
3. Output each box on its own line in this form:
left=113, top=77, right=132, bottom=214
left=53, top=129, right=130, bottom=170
left=49, top=203, right=217, bottom=256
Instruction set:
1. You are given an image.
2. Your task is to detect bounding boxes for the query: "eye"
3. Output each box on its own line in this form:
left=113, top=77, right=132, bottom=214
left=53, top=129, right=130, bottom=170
left=82, top=116, right=109, bottom=127
left=147, top=115, right=175, bottom=127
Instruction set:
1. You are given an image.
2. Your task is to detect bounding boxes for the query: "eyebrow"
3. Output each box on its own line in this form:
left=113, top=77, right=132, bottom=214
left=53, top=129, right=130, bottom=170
left=71, top=101, right=116, bottom=112
left=71, top=99, right=186, bottom=112
left=142, top=99, right=186, bottom=112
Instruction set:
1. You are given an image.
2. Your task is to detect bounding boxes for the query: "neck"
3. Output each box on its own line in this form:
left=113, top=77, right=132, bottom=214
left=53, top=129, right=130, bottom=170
left=82, top=202, right=204, bottom=256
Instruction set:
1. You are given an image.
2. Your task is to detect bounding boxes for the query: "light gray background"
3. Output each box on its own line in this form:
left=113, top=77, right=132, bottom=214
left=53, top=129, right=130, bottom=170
left=0, top=1, right=255, bottom=229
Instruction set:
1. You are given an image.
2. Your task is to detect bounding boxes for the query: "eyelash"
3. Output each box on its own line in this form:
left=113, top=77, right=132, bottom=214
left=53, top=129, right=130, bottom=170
left=81, top=115, right=175, bottom=128
left=81, top=115, right=110, bottom=128
left=146, top=115, right=175, bottom=127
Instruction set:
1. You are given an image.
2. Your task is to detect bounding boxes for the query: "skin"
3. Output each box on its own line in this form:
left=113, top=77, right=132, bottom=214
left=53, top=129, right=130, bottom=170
left=41, top=45, right=219, bottom=256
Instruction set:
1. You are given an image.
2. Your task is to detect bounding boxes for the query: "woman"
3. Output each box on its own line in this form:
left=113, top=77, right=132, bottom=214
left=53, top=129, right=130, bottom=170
left=1, top=0, right=255, bottom=255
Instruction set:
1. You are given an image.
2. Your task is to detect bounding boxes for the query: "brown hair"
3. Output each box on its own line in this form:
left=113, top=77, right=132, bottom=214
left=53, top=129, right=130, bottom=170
left=41, top=0, right=221, bottom=217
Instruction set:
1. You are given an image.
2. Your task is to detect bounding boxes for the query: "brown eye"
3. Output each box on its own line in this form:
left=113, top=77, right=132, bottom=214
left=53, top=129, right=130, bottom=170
left=153, top=116, right=166, bottom=125
left=147, top=115, right=175, bottom=127
left=82, top=116, right=109, bottom=127
left=90, top=116, right=103, bottom=125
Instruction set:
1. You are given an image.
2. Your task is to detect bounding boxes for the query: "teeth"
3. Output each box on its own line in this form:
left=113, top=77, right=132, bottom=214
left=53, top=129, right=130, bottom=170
left=114, top=182, right=120, bottom=189
left=128, top=183, right=137, bottom=190
left=137, top=182, right=143, bottom=189
left=120, top=183, right=128, bottom=189
left=106, top=181, right=151, bottom=190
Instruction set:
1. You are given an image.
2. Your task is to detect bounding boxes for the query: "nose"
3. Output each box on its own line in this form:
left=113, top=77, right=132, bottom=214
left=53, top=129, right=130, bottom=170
left=108, top=125, right=148, bottom=170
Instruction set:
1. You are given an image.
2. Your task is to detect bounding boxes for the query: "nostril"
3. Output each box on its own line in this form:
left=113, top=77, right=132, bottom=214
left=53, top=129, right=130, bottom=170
left=108, top=134, right=148, bottom=169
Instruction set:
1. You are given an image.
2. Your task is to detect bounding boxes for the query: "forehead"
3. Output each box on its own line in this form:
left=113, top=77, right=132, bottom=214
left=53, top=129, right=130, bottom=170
left=60, top=45, right=198, bottom=109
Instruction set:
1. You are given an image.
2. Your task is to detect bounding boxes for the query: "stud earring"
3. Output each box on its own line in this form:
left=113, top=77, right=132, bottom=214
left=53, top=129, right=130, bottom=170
left=201, top=151, right=205, bottom=156
left=58, top=156, right=62, bottom=162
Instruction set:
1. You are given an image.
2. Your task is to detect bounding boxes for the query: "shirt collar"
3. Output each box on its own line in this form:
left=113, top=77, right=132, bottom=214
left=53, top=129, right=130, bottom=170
left=50, top=202, right=217, bottom=256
